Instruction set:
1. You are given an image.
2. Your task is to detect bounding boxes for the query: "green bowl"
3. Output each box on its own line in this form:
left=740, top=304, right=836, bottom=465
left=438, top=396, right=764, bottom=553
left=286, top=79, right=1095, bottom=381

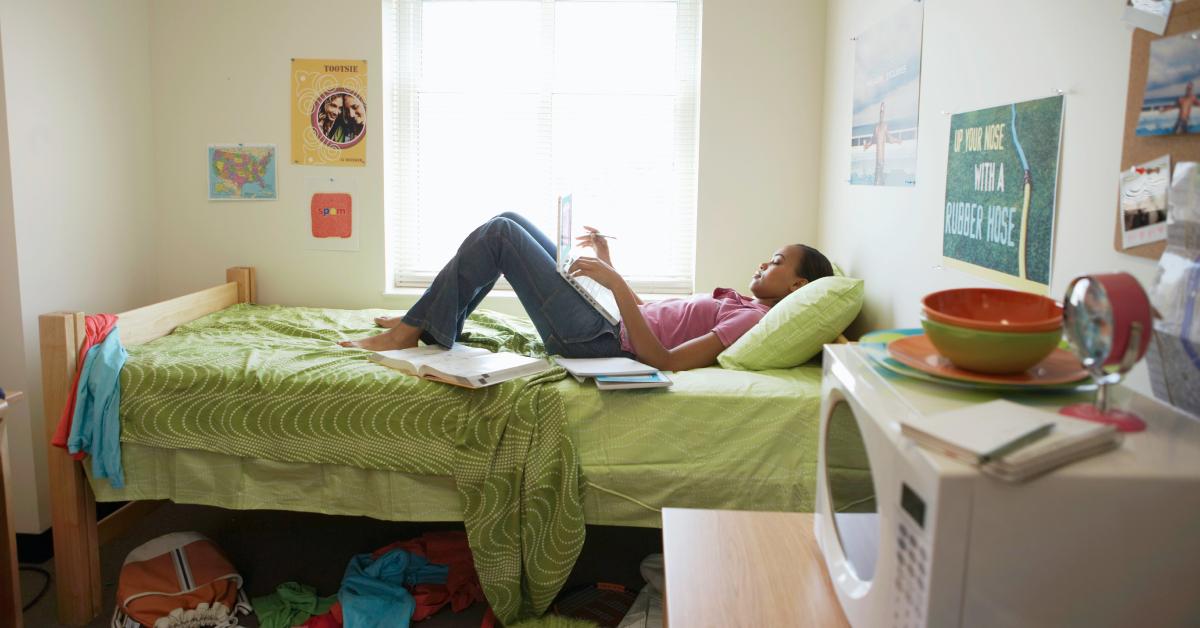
left=920, top=316, right=1062, bottom=374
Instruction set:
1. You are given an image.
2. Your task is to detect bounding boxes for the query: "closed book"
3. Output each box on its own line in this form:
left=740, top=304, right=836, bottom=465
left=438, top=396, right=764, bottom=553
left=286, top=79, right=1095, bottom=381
left=982, top=416, right=1121, bottom=482
left=553, top=356, right=658, bottom=378
left=594, top=371, right=672, bottom=390
left=900, top=399, right=1056, bottom=465
left=369, top=345, right=551, bottom=388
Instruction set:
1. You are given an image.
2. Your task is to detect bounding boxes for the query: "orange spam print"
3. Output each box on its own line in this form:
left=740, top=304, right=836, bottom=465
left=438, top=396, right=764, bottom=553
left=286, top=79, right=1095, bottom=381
left=310, top=192, right=353, bottom=238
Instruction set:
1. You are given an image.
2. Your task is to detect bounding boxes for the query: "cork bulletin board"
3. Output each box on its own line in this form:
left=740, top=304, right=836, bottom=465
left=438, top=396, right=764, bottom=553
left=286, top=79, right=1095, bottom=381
left=1118, top=0, right=1200, bottom=259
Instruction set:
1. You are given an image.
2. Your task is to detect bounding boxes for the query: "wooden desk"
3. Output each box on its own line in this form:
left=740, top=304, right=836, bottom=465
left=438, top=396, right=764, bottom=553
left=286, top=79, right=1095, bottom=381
left=662, top=508, right=849, bottom=628
left=0, top=392, right=23, bottom=628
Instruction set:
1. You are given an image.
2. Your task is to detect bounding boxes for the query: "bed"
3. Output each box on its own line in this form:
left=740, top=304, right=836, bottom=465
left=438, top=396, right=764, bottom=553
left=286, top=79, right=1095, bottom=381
left=39, top=267, right=837, bottom=625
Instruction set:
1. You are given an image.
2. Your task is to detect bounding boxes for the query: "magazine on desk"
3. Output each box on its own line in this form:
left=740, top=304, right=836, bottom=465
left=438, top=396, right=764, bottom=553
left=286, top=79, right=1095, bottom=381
left=370, top=345, right=552, bottom=389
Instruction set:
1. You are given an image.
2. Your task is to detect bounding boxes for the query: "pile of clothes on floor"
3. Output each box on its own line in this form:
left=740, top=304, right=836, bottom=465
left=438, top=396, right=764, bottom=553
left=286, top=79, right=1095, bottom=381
left=254, top=531, right=485, bottom=628
left=112, top=530, right=486, bottom=628
left=113, top=529, right=661, bottom=628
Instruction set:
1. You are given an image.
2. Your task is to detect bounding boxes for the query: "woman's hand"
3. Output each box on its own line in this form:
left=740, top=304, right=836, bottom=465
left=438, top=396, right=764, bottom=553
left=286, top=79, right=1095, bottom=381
left=575, top=226, right=612, bottom=266
left=568, top=256, right=623, bottom=291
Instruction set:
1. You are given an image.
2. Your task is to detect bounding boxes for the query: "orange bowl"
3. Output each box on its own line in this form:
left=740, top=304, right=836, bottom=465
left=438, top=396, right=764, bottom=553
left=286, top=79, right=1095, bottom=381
left=922, top=288, right=1062, bottom=333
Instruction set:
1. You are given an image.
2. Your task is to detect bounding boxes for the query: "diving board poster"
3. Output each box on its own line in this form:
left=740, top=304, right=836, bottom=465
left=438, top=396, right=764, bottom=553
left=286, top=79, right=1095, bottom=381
left=291, top=59, right=367, bottom=167
left=850, top=2, right=924, bottom=186
left=942, top=95, right=1064, bottom=294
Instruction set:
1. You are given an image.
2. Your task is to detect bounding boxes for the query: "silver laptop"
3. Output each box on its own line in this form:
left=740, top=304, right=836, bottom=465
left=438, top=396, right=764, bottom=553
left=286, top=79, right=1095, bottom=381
left=556, top=194, right=621, bottom=325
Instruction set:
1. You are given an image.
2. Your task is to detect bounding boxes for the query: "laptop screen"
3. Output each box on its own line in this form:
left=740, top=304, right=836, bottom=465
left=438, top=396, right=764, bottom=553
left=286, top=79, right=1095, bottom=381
left=556, top=194, right=573, bottom=267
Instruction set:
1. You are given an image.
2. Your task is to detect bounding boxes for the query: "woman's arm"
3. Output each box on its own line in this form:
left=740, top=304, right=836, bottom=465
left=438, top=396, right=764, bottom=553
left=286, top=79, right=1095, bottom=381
left=569, top=257, right=724, bottom=371
left=578, top=229, right=643, bottom=305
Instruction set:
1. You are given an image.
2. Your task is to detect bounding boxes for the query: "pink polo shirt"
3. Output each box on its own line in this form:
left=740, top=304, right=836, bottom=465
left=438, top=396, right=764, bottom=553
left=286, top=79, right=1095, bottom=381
left=619, top=288, right=770, bottom=355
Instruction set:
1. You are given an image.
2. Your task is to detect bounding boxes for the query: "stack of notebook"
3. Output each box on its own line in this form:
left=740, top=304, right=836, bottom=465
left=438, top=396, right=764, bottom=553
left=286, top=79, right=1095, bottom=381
left=553, top=357, right=673, bottom=390
left=901, top=399, right=1121, bottom=482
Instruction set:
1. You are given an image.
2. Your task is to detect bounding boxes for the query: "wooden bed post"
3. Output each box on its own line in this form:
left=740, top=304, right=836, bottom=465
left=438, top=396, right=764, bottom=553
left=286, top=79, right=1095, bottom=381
left=35, top=268, right=255, bottom=625
left=226, top=266, right=256, bottom=304
left=39, top=311, right=102, bottom=625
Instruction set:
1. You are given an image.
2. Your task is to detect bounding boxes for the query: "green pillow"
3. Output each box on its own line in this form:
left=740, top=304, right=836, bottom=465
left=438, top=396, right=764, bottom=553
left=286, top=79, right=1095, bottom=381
left=717, top=275, right=864, bottom=370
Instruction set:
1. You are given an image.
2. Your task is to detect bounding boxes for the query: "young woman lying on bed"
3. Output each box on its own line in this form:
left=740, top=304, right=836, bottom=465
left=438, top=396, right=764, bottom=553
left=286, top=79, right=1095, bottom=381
left=341, top=212, right=834, bottom=371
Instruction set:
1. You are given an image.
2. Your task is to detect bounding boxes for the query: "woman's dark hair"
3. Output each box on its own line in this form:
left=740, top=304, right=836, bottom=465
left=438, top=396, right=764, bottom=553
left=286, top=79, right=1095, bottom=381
left=793, top=244, right=834, bottom=282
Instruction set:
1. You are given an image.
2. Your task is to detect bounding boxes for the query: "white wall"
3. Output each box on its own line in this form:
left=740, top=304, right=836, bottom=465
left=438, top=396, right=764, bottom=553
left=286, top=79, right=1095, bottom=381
left=0, top=0, right=157, bottom=532
left=0, top=24, right=28, bottom=536
left=817, top=0, right=1159, bottom=391
left=150, top=0, right=387, bottom=309
left=150, top=0, right=827, bottom=310
left=696, top=0, right=826, bottom=291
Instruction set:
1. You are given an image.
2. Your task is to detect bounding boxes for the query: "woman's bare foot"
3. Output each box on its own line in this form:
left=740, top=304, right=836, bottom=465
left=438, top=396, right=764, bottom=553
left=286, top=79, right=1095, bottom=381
left=374, top=315, right=404, bottom=328
left=339, top=325, right=420, bottom=350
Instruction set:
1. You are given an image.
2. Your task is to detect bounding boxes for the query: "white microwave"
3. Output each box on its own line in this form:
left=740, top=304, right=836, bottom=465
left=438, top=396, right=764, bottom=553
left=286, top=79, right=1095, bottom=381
left=815, top=344, right=1200, bottom=628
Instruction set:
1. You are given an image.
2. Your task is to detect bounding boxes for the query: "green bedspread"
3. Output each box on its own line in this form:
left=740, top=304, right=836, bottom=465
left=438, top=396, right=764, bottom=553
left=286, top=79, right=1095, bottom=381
left=113, top=304, right=835, bottom=621
left=120, top=304, right=577, bottom=623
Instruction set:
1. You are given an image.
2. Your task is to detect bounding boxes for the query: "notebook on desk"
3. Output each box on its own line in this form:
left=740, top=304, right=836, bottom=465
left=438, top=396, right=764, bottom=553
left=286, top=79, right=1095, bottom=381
left=556, top=194, right=621, bottom=325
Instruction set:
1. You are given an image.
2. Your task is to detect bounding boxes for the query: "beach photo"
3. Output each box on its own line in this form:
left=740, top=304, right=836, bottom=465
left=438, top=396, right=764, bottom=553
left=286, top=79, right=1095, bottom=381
left=1137, top=29, right=1200, bottom=136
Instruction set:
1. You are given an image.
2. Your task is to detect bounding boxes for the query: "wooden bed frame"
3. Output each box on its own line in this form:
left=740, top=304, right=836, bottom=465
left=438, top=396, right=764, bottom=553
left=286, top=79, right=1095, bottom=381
left=39, top=267, right=256, bottom=625
left=39, top=266, right=847, bottom=625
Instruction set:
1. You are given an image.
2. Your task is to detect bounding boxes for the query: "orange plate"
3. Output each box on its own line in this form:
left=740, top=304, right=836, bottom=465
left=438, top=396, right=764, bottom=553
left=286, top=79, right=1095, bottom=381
left=887, top=334, right=1088, bottom=386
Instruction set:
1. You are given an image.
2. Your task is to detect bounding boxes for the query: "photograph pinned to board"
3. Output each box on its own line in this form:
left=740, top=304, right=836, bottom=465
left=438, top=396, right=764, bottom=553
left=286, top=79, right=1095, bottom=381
left=1136, top=28, right=1200, bottom=136
left=304, top=176, right=359, bottom=251
left=292, top=59, right=367, bottom=167
left=1145, top=161, right=1200, bottom=416
left=208, top=144, right=277, bottom=201
left=849, top=1, right=924, bottom=187
left=942, top=95, right=1065, bottom=295
left=1125, top=0, right=1174, bottom=36
left=1119, top=154, right=1171, bottom=249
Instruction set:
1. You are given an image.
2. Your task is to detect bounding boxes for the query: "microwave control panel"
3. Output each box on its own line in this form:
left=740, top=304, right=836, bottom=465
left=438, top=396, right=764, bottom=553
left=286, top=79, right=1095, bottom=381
left=893, top=484, right=930, bottom=628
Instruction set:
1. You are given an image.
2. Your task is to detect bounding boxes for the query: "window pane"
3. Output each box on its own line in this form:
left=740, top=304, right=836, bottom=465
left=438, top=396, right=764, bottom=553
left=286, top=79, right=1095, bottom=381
left=416, top=92, right=552, bottom=271
left=552, top=93, right=684, bottom=283
left=423, top=1, right=544, bottom=93
left=391, top=0, right=699, bottom=291
left=555, top=2, right=677, bottom=94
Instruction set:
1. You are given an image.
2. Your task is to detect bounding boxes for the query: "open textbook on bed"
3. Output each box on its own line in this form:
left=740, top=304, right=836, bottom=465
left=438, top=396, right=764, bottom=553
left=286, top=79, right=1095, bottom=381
left=370, top=345, right=551, bottom=388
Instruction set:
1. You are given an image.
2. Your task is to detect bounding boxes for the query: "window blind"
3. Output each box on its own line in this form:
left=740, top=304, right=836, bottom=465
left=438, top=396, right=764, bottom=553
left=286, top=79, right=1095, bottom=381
left=384, top=0, right=701, bottom=294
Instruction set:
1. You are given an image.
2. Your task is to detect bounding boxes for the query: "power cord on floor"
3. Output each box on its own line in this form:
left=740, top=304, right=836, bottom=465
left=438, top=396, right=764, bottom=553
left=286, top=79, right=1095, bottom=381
left=19, top=564, right=51, bottom=612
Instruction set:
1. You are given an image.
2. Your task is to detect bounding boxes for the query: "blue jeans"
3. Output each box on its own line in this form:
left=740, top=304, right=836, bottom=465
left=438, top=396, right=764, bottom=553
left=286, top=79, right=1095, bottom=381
left=402, top=212, right=629, bottom=358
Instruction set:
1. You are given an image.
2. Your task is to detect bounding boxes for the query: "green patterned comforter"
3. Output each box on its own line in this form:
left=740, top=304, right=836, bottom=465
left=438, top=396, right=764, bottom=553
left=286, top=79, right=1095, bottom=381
left=120, top=304, right=575, bottom=622
left=115, top=304, right=832, bottom=621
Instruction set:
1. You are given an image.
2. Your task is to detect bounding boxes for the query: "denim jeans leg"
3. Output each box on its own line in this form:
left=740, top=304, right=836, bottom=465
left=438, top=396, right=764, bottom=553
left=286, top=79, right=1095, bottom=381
left=401, top=214, right=618, bottom=354
left=453, top=212, right=559, bottom=339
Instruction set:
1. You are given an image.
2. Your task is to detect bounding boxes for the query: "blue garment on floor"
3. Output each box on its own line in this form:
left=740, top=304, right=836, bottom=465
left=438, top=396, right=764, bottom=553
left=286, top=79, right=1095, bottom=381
left=339, top=548, right=449, bottom=628
left=66, top=326, right=127, bottom=488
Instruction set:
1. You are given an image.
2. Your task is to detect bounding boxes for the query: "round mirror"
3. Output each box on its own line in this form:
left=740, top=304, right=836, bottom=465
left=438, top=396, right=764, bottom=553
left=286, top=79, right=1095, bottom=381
left=823, top=398, right=879, bottom=582
left=1063, top=276, right=1114, bottom=367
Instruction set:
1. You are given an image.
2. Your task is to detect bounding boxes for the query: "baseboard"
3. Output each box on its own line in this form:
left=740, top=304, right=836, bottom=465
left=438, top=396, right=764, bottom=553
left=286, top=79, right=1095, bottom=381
left=16, top=501, right=128, bottom=564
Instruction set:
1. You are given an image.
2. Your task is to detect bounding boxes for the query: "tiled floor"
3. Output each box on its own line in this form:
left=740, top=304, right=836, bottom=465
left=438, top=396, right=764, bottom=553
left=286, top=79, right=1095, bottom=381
left=21, top=503, right=661, bottom=627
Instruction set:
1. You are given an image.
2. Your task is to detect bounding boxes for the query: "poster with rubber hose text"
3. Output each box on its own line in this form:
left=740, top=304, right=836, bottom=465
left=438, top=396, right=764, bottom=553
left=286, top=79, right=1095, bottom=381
left=942, top=95, right=1064, bottom=294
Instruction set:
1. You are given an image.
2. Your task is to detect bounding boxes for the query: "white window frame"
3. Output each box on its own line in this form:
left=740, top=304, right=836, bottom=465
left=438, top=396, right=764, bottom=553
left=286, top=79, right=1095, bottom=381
left=383, top=0, right=701, bottom=294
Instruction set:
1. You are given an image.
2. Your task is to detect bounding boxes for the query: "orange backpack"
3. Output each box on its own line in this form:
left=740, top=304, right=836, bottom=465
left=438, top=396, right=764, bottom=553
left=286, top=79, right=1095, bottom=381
left=112, top=532, right=252, bottom=628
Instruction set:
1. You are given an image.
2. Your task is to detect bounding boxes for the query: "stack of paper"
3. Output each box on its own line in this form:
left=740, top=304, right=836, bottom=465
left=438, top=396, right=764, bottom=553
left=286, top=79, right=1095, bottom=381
left=553, top=357, right=672, bottom=390
left=901, top=400, right=1055, bottom=466
left=982, top=415, right=1120, bottom=482
left=901, top=399, right=1121, bottom=482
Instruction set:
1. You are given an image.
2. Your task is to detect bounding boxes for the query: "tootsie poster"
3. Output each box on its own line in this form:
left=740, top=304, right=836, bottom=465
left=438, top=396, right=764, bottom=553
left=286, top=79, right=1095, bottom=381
left=942, top=95, right=1064, bottom=294
left=291, top=59, right=367, bottom=167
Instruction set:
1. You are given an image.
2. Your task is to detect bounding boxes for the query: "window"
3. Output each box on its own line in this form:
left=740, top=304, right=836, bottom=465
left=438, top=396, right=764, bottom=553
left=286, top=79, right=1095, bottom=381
left=384, top=0, right=701, bottom=293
